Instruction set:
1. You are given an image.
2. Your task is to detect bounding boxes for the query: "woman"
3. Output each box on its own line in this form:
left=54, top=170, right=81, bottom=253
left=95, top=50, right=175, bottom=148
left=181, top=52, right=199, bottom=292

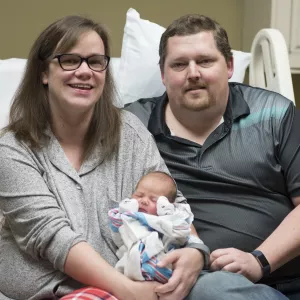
left=0, top=16, right=204, bottom=300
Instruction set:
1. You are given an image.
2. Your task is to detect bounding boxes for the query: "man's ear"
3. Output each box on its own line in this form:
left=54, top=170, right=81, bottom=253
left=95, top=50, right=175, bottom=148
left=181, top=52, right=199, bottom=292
left=227, top=56, right=234, bottom=79
left=161, top=68, right=166, bottom=86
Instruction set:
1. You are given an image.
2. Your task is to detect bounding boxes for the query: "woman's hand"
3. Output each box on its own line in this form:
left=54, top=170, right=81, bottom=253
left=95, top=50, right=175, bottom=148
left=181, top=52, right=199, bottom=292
left=124, top=280, right=161, bottom=300
left=154, top=248, right=204, bottom=300
left=64, top=242, right=160, bottom=300
left=210, top=248, right=263, bottom=282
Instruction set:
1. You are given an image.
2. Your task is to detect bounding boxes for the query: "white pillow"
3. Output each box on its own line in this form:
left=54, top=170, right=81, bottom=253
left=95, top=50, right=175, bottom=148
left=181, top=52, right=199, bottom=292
left=0, top=58, right=27, bottom=129
left=119, top=8, right=252, bottom=105
left=230, top=50, right=252, bottom=83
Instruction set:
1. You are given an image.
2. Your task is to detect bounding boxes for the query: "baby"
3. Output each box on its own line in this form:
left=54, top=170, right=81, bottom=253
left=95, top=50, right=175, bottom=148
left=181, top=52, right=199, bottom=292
left=120, top=171, right=178, bottom=216
left=108, top=171, right=204, bottom=283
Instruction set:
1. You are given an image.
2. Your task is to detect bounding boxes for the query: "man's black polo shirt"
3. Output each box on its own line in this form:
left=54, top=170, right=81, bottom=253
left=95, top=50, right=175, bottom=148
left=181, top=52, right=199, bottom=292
left=125, top=82, right=300, bottom=284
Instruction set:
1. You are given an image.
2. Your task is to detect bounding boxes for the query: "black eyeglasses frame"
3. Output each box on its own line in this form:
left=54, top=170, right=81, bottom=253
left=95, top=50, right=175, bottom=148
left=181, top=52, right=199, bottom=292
left=52, top=53, right=110, bottom=72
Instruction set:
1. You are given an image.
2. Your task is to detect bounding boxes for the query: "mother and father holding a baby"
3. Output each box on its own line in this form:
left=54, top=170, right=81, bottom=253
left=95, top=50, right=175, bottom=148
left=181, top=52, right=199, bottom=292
left=1, top=8, right=299, bottom=300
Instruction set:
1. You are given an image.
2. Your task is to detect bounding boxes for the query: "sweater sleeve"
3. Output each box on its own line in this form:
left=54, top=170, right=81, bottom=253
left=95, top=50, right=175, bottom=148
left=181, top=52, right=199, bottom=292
left=0, top=134, right=85, bottom=272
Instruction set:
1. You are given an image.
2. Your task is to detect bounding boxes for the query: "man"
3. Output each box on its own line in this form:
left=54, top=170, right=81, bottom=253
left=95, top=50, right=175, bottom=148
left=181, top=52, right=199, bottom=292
left=126, top=14, right=300, bottom=300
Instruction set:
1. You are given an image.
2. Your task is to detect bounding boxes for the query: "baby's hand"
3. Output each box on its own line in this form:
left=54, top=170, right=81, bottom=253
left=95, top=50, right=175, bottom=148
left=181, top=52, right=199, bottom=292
left=157, top=196, right=175, bottom=216
left=119, top=198, right=139, bottom=213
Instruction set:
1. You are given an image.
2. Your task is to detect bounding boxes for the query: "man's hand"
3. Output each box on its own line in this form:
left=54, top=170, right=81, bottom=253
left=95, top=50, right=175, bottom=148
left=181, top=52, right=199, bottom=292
left=210, top=248, right=263, bottom=282
left=154, top=248, right=204, bottom=300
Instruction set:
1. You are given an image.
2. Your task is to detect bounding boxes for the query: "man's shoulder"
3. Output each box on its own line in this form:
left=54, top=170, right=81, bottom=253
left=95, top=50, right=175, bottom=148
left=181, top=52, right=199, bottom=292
left=124, top=94, right=165, bottom=127
left=230, top=83, right=294, bottom=129
left=230, top=82, right=293, bottom=108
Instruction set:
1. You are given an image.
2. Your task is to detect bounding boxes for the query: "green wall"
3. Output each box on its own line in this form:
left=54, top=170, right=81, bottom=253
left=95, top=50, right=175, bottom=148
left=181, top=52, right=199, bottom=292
left=0, top=0, right=298, bottom=104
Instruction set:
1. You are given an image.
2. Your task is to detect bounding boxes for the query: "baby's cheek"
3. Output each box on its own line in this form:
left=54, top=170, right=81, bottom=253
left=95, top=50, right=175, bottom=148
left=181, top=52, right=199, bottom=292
left=151, top=204, right=158, bottom=215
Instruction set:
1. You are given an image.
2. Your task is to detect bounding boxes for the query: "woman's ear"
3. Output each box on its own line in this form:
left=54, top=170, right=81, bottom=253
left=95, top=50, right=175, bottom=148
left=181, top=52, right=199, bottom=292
left=42, top=71, right=48, bottom=85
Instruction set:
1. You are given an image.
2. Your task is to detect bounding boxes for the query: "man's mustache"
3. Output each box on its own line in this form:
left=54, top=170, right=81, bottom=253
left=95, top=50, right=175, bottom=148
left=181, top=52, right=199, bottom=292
left=184, top=84, right=206, bottom=92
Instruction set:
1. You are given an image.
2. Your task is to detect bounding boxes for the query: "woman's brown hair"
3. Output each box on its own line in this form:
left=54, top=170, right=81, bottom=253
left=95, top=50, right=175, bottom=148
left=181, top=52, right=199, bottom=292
left=5, top=15, right=121, bottom=160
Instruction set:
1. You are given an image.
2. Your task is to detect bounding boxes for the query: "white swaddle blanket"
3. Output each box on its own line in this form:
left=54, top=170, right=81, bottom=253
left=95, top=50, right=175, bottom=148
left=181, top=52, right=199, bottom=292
left=108, top=197, right=203, bottom=282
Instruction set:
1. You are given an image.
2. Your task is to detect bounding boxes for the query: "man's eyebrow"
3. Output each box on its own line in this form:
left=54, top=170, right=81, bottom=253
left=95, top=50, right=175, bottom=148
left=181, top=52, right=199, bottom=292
left=171, top=54, right=214, bottom=61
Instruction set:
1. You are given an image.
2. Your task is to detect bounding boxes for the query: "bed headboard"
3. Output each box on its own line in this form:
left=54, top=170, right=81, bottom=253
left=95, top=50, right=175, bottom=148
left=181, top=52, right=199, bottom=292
left=249, top=28, right=295, bottom=104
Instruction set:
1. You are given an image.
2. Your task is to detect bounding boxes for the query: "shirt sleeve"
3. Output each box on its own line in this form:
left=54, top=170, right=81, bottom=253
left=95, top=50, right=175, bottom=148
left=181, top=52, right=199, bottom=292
left=278, top=104, right=300, bottom=198
left=0, top=135, right=85, bottom=272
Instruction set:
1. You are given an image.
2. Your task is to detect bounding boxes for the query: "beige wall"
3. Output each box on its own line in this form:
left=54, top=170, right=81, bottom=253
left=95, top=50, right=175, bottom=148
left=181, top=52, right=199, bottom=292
left=0, top=0, right=242, bottom=58
left=0, top=0, right=298, bottom=105
left=293, top=75, right=300, bottom=106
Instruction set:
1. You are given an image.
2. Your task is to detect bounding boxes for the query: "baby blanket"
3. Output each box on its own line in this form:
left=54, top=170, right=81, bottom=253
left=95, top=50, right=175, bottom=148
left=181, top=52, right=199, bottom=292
left=108, top=197, right=202, bottom=283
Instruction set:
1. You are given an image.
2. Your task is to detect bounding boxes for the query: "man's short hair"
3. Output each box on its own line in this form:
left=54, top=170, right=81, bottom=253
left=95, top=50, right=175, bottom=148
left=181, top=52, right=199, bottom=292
left=159, top=14, right=233, bottom=70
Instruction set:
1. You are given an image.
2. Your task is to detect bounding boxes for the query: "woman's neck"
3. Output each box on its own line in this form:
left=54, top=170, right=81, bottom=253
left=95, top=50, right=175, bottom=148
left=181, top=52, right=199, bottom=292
left=51, top=109, right=93, bottom=146
left=50, top=112, right=93, bottom=171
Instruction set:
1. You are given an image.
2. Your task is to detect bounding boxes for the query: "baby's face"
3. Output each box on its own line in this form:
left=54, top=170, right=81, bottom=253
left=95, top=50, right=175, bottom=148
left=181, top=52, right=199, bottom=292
left=132, top=176, right=172, bottom=215
left=132, top=188, right=158, bottom=215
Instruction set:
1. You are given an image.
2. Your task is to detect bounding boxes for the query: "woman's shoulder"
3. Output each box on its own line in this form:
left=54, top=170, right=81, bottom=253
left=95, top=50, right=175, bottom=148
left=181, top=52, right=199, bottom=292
left=120, top=110, right=152, bottom=143
left=0, top=130, right=34, bottom=159
left=0, top=130, right=20, bottom=148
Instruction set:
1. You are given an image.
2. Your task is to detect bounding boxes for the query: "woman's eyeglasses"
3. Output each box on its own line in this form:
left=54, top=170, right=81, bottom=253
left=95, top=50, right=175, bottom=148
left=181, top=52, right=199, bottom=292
left=53, top=54, right=110, bottom=72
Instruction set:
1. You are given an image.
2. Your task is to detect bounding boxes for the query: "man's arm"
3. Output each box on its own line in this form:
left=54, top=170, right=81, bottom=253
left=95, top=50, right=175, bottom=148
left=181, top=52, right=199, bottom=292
left=249, top=107, right=300, bottom=278
left=256, top=197, right=300, bottom=272
left=155, top=247, right=204, bottom=300
left=210, top=199, right=300, bottom=282
left=253, top=107, right=300, bottom=277
left=187, top=224, right=211, bottom=269
left=210, top=106, right=300, bottom=282
left=154, top=224, right=209, bottom=300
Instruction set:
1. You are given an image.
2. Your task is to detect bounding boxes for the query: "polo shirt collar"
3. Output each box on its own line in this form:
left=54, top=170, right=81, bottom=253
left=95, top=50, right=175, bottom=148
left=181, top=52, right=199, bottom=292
left=148, top=92, right=169, bottom=136
left=148, top=83, right=250, bottom=136
left=228, top=83, right=250, bottom=121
